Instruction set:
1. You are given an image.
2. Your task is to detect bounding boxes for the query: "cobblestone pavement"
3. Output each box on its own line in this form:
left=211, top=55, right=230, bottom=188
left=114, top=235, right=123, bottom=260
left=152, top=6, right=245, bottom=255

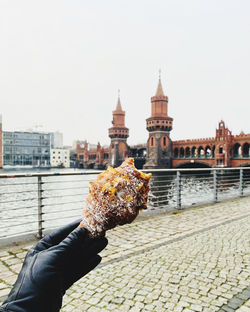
left=0, top=196, right=250, bottom=311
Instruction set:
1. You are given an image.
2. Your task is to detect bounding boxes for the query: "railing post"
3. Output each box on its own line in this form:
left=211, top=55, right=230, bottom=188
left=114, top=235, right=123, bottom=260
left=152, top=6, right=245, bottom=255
left=239, top=168, right=244, bottom=197
left=37, top=176, right=43, bottom=239
left=176, top=171, right=182, bottom=209
left=213, top=170, right=218, bottom=203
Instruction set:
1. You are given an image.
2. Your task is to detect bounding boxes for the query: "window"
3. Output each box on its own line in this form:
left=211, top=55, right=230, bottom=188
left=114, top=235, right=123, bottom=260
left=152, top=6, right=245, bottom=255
left=163, top=137, right=166, bottom=146
left=219, top=147, right=223, bottom=154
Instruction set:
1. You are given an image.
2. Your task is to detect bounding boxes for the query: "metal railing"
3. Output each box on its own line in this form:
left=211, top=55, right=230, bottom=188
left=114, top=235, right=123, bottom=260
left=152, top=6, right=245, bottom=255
left=0, top=167, right=250, bottom=245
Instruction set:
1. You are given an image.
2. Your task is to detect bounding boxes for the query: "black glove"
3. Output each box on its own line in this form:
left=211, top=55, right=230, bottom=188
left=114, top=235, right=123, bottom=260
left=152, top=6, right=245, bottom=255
left=0, top=220, right=108, bottom=312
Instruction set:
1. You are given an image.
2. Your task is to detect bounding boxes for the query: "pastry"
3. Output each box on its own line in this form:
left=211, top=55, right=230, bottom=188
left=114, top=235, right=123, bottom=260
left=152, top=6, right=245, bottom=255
left=79, top=158, right=151, bottom=237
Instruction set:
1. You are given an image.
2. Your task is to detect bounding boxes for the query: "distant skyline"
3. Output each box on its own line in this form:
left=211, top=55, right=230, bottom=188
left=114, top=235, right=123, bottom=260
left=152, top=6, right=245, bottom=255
left=0, top=0, right=250, bottom=146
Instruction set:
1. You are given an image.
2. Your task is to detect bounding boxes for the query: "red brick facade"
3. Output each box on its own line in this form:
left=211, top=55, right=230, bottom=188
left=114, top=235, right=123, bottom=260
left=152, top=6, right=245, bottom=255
left=76, top=141, right=110, bottom=169
left=76, top=79, right=250, bottom=169
left=172, top=121, right=250, bottom=168
left=108, top=96, right=129, bottom=167
left=144, top=78, right=173, bottom=169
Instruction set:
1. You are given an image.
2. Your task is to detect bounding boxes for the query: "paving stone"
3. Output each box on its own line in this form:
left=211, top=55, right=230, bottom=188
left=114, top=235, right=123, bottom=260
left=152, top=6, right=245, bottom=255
left=236, top=306, right=250, bottom=312
left=221, top=306, right=235, bottom=312
left=228, top=297, right=245, bottom=309
left=0, top=196, right=249, bottom=311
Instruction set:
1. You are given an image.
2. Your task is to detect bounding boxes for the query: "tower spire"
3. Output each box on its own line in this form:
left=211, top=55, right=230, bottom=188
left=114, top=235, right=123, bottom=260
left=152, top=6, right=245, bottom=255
left=155, top=70, right=165, bottom=96
left=116, top=89, right=122, bottom=111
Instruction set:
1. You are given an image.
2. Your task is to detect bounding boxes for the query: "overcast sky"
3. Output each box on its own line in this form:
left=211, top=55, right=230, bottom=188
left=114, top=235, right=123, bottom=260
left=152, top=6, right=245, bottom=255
left=0, top=0, right=249, bottom=146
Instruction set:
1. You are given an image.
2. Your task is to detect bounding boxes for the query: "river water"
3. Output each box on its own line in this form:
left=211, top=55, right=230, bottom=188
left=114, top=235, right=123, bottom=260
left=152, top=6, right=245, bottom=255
left=0, top=167, right=249, bottom=240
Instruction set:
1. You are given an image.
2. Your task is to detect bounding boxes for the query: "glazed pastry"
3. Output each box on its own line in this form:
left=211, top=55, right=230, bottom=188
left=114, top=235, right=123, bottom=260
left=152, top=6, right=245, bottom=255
left=79, top=158, right=151, bottom=237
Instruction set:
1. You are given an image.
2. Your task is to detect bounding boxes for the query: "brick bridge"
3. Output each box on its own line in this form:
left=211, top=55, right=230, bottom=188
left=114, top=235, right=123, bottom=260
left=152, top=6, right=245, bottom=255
left=76, top=121, right=250, bottom=169
left=172, top=121, right=250, bottom=168
left=75, top=77, right=250, bottom=169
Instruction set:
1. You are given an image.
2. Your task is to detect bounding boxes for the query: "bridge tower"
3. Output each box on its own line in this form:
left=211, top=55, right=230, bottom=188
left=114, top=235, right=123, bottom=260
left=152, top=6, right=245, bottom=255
left=108, top=94, right=129, bottom=167
left=144, top=75, right=173, bottom=168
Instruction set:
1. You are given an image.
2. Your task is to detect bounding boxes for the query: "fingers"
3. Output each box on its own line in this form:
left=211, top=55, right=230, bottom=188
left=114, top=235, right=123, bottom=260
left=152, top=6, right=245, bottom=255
left=35, top=219, right=81, bottom=251
left=85, top=237, right=108, bottom=256
left=51, top=228, right=108, bottom=261
left=63, top=255, right=102, bottom=291
left=53, top=227, right=88, bottom=257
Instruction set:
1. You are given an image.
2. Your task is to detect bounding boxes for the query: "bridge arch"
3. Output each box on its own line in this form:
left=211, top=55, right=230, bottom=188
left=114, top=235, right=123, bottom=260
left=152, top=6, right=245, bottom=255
left=205, top=145, right=211, bottom=157
left=198, top=146, right=205, bottom=157
left=185, top=147, right=190, bottom=158
left=242, top=142, right=250, bottom=157
left=233, top=143, right=241, bottom=157
left=212, top=145, right=215, bottom=158
left=174, top=147, right=179, bottom=158
left=191, top=146, right=197, bottom=157
left=180, top=147, right=184, bottom=158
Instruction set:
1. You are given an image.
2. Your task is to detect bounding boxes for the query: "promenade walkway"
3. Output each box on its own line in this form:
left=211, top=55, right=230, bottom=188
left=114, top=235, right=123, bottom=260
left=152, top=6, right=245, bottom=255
left=0, top=196, right=250, bottom=311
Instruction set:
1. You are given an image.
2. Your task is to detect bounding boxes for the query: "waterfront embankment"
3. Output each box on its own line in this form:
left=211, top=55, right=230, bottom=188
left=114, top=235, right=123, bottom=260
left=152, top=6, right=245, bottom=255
left=0, top=196, right=250, bottom=311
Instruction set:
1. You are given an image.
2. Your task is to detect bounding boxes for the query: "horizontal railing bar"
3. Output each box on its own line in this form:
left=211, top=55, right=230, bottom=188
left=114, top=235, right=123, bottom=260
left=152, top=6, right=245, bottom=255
left=0, top=197, right=38, bottom=204
left=149, top=204, right=176, bottom=210
left=42, top=193, right=86, bottom=200
left=150, top=179, right=176, bottom=183
left=149, top=188, right=176, bottom=194
left=217, top=185, right=239, bottom=189
left=0, top=229, right=38, bottom=239
left=181, top=178, right=213, bottom=182
left=1, top=212, right=38, bottom=221
left=217, top=177, right=240, bottom=181
left=43, top=200, right=84, bottom=207
left=43, top=207, right=82, bottom=214
left=43, top=214, right=80, bottom=222
left=217, top=182, right=240, bottom=187
left=0, top=182, right=37, bottom=186
left=180, top=190, right=212, bottom=194
left=151, top=195, right=175, bottom=200
left=150, top=185, right=176, bottom=190
left=0, top=189, right=37, bottom=195
left=150, top=175, right=176, bottom=179
left=217, top=181, right=240, bottom=185
left=149, top=198, right=175, bottom=205
left=0, top=205, right=38, bottom=211
left=42, top=186, right=88, bottom=192
left=0, top=220, right=36, bottom=229
left=42, top=180, right=91, bottom=184
left=216, top=174, right=240, bottom=177
left=181, top=176, right=213, bottom=179
left=0, top=171, right=102, bottom=178
left=42, top=223, right=79, bottom=233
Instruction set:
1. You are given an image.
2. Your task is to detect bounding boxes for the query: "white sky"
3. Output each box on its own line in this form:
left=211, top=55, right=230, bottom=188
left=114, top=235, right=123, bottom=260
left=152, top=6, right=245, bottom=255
left=0, top=0, right=249, bottom=146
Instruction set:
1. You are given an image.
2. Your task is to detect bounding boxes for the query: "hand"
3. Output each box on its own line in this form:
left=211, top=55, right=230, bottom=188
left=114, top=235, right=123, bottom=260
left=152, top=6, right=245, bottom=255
left=0, top=220, right=108, bottom=312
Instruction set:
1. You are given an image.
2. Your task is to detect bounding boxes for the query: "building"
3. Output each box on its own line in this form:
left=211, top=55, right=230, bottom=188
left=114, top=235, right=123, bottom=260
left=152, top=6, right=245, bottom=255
left=76, top=141, right=109, bottom=169
left=3, top=131, right=51, bottom=167
left=108, top=95, right=130, bottom=167
left=50, top=131, right=63, bottom=148
left=172, top=121, right=250, bottom=168
left=144, top=77, right=173, bottom=169
left=0, top=115, right=2, bottom=168
left=50, top=148, right=70, bottom=168
left=75, top=76, right=250, bottom=169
